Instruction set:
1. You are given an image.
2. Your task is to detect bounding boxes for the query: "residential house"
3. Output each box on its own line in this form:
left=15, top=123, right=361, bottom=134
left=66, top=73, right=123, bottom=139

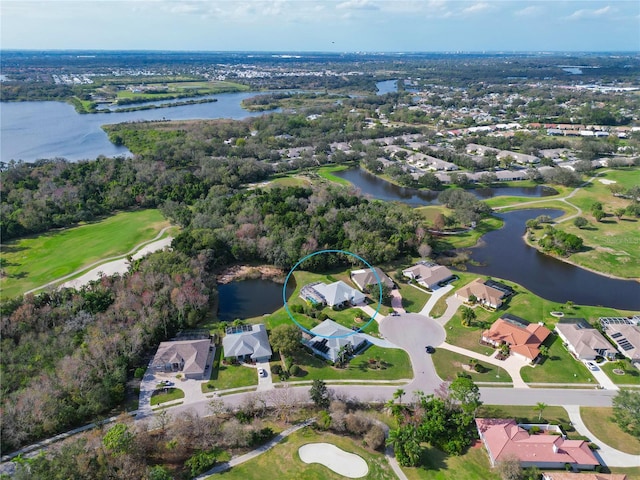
left=476, top=418, right=599, bottom=470
left=542, top=473, right=627, bottom=480
left=456, top=278, right=505, bottom=309
left=482, top=314, right=551, bottom=362
left=151, top=338, right=212, bottom=380
left=350, top=267, right=394, bottom=292
left=466, top=143, right=500, bottom=155
left=222, top=324, right=273, bottom=363
left=305, top=319, right=369, bottom=362
left=495, top=170, right=528, bottom=181
left=555, top=318, right=616, bottom=361
left=402, top=262, right=454, bottom=289
left=600, top=316, right=640, bottom=367
left=300, top=281, right=365, bottom=307
left=497, top=150, right=540, bottom=165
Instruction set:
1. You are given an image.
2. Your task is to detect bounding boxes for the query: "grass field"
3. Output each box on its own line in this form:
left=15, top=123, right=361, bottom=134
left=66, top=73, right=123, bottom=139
left=431, top=348, right=512, bottom=384
left=402, top=443, right=498, bottom=480
left=316, top=165, right=351, bottom=185
left=150, top=387, right=185, bottom=406
left=477, top=404, right=570, bottom=425
left=397, top=282, right=431, bottom=313
left=205, top=347, right=259, bottom=391
left=580, top=406, right=640, bottom=454
left=1, top=209, right=170, bottom=298
left=600, top=360, right=640, bottom=385
left=212, top=426, right=396, bottom=480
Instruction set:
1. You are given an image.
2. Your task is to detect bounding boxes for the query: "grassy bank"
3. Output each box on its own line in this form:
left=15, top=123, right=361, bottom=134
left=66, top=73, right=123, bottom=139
left=580, top=406, right=640, bottom=454
left=1, top=209, right=171, bottom=298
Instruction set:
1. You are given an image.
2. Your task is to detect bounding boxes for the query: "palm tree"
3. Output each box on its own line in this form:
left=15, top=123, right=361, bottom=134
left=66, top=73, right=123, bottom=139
left=534, top=402, right=548, bottom=421
left=393, top=388, right=406, bottom=405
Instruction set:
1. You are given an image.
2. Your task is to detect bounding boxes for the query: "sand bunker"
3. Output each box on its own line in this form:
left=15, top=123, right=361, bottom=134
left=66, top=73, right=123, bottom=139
left=599, top=179, right=617, bottom=185
left=298, top=443, right=369, bottom=478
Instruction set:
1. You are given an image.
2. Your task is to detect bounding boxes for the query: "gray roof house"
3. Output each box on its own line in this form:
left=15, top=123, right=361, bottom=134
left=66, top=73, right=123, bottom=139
left=555, top=318, right=616, bottom=360
left=151, top=339, right=212, bottom=380
left=402, top=262, right=454, bottom=289
left=601, top=316, right=640, bottom=366
left=350, top=267, right=394, bottom=292
left=497, top=150, right=540, bottom=165
left=305, top=319, right=369, bottom=362
left=222, top=324, right=273, bottom=363
left=301, top=281, right=366, bottom=307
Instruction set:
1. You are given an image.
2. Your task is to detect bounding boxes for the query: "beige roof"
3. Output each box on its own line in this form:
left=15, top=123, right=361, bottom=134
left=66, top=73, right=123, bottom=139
left=152, top=339, right=210, bottom=376
left=457, top=278, right=503, bottom=307
left=403, top=263, right=453, bottom=287
left=555, top=319, right=614, bottom=358
left=605, top=324, right=640, bottom=360
left=350, top=267, right=394, bottom=291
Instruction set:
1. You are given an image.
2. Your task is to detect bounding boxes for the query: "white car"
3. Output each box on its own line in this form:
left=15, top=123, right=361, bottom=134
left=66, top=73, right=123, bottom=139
left=585, top=361, right=598, bottom=371
left=258, top=368, right=267, bottom=377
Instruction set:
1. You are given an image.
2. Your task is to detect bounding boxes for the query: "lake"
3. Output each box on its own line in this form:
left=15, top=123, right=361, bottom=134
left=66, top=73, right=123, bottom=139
left=217, top=279, right=294, bottom=321
left=333, top=167, right=557, bottom=206
left=1, top=91, right=271, bottom=162
left=465, top=208, right=640, bottom=310
left=376, top=79, right=398, bottom=95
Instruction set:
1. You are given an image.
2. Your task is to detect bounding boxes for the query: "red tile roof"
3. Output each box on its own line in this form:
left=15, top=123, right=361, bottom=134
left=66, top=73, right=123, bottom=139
left=482, top=318, right=551, bottom=360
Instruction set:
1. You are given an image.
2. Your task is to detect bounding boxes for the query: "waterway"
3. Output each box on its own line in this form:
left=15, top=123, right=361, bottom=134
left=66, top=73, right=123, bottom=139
left=333, top=167, right=557, bottom=206
left=0, top=91, right=271, bottom=162
left=465, top=209, right=640, bottom=310
left=217, top=279, right=294, bottom=321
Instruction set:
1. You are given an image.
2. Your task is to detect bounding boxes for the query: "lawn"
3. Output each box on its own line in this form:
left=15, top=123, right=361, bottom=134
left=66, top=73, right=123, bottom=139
left=317, top=165, right=351, bottom=185
left=580, top=406, right=640, bottom=455
left=431, top=216, right=504, bottom=250
left=430, top=348, right=512, bottom=384
left=1, top=209, right=171, bottom=298
left=477, top=404, right=570, bottom=425
left=150, top=387, right=185, bottom=406
left=520, top=335, right=596, bottom=384
left=402, top=443, right=498, bottom=480
left=205, top=347, right=259, bottom=391
left=396, top=282, right=431, bottom=313
left=600, top=360, right=640, bottom=386
left=280, top=345, right=413, bottom=382
left=212, top=426, right=396, bottom=480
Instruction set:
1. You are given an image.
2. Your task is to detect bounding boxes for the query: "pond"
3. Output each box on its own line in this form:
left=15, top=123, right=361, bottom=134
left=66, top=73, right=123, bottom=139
left=333, top=167, right=557, bottom=206
left=217, top=279, right=294, bottom=322
left=464, top=208, right=640, bottom=310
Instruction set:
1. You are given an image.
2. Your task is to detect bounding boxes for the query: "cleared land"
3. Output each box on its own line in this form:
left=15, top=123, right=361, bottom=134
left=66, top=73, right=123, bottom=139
left=1, top=209, right=170, bottom=298
left=209, top=427, right=395, bottom=480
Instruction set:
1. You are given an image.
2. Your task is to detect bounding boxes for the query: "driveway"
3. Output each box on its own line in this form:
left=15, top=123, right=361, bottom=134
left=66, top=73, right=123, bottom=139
left=584, top=362, right=619, bottom=391
left=419, top=284, right=453, bottom=317
left=390, top=288, right=406, bottom=313
left=256, top=361, right=274, bottom=391
left=379, top=312, right=446, bottom=393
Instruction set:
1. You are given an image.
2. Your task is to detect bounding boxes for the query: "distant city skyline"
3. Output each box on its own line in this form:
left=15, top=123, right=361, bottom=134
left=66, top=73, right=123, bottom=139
left=1, top=1, right=639, bottom=53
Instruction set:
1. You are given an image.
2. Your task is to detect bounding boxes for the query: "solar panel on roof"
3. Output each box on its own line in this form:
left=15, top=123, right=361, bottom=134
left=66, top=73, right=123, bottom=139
left=611, top=333, right=623, bottom=338
left=622, top=344, right=633, bottom=351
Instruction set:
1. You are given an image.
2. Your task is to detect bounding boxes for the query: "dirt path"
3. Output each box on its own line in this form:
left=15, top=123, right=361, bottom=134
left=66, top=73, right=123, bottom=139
left=25, top=226, right=172, bottom=294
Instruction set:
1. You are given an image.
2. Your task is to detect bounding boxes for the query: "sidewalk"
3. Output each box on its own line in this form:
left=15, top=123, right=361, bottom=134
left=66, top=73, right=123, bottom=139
left=564, top=405, right=640, bottom=467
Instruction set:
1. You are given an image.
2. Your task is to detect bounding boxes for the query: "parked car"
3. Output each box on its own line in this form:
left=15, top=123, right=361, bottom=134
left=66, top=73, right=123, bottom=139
left=586, top=361, right=598, bottom=371
left=159, top=380, right=173, bottom=386
left=425, top=346, right=435, bottom=354
left=258, top=368, right=267, bottom=377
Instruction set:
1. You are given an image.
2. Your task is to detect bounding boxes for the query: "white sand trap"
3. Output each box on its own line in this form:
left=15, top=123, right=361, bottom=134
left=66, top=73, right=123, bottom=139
left=298, top=443, right=368, bottom=478
left=599, top=179, right=617, bottom=184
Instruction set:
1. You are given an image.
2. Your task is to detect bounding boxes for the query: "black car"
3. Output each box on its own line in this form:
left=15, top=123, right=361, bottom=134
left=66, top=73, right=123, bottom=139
left=425, top=346, right=435, bottom=354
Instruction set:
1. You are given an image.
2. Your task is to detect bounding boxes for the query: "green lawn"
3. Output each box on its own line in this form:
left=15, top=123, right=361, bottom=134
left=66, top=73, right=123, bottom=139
left=431, top=216, right=504, bottom=250
left=431, top=348, right=512, bottom=384
left=317, top=165, right=351, bottom=185
left=402, top=443, right=498, bottom=480
left=397, top=282, right=431, bottom=313
left=150, top=387, right=185, bottom=406
left=1, top=209, right=171, bottom=298
left=280, top=345, right=412, bottom=382
left=205, top=347, right=259, bottom=391
left=580, top=407, right=640, bottom=455
left=600, top=360, right=640, bottom=385
left=477, top=405, right=570, bottom=425
left=520, top=335, right=596, bottom=384
left=211, top=427, right=396, bottom=480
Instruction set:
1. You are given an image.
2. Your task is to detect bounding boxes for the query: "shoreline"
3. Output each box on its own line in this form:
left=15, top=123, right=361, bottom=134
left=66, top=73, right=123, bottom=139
left=217, top=264, right=286, bottom=284
left=522, top=232, right=640, bottom=283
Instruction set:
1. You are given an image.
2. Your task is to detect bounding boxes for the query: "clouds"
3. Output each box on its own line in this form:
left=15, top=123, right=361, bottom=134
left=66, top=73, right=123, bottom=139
left=568, top=4, right=614, bottom=19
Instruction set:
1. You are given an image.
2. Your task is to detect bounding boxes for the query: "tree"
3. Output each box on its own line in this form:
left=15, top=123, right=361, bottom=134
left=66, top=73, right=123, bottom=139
left=433, top=213, right=446, bottom=231
left=573, top=216, right=588, bottom=229
left=533, top=402, right=548, bottom=421
left=393, top=388, right=406, bottom=405
left=418, top=243, right=432, bottom=259
left=269, top=324, right=302, bottom=356
left=538, top=345, right=549, bottom=358
left=461, top=306, right=476, bottom=327
left=309, top=379, right=331, bottom=409
left=614, top=207, right=626, bottom=220
left=496, top=454, right=523, bottom=480
left=612, top=389, right=640, bottom=439
left=102, top=423, right=134, bottom=456
left=448, top=376, right=482, bottom=416
left=593, top=209, right=605, bottom=222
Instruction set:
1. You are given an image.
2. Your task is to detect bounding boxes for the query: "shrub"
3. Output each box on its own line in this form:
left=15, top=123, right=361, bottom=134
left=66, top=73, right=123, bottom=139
left=473, top=363, right=486, bottom=373
left=284, top=357, right=293, bottom=371
left=134, top=367, right=146, bottom=380
left=530, top=426, right=541, bottom=434
left=364, top=425, right=386, bottom=451
left=271, top=364, right=282, bottom=375
left=249, top=427, right=274, bottom=446
left=291, top=304, right=304, bottom=313
left=289, top=364, right=301, bottom=376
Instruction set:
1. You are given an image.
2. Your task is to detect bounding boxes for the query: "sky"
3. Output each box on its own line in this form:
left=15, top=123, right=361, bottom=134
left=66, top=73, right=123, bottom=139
left=1, top=0, right=639, bottom=52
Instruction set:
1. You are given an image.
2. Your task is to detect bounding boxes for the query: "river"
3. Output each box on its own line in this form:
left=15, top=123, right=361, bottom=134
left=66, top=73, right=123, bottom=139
left=465, top=209, right=640, bottom=310
left=0, top=91, right=271, bottom=162
left=333, top=167, right=557, bottom=205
